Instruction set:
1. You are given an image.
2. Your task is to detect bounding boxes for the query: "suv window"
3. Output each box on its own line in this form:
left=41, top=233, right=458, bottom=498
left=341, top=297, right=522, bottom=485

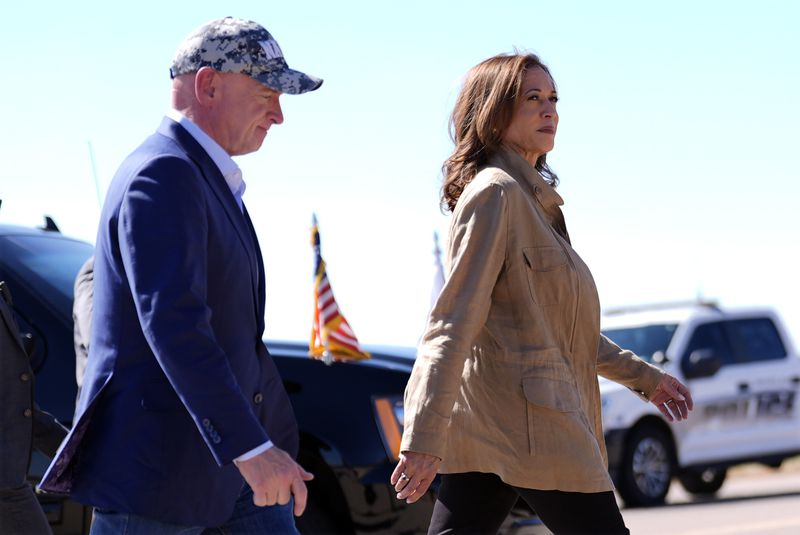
left=602, top=323, right=678, bottom=364
left=681, top=321, right=735, bottom=377
left=1, top=236, right=91, bottom=297
left=0, top=235, right=93, bottom=318
left=725, top=318, right=786, bottom=363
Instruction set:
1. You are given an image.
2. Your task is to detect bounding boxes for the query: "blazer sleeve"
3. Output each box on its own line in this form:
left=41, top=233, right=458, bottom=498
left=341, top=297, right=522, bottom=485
left=401, top=182, right=508, bottom=459
left=597, top=334, right=664, bottom=399
left=118, top=156, right=268, bottom=465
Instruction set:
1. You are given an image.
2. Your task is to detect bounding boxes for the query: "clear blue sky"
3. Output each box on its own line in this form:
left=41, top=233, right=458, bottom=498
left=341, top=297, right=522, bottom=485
left=2, top=0, right=798, bottom=348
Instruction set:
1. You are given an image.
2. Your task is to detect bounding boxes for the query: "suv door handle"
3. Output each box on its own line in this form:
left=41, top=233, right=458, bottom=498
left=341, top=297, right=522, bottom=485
left=791, top=377, right=800, bottom=386
left=738, top=383, right=749, bottom=393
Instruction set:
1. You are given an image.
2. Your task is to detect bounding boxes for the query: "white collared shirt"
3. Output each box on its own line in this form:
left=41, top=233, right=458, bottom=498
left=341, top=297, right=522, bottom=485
left=166, top=109, right=246, bottom=212
left=165, top=109, right=272, bottom=462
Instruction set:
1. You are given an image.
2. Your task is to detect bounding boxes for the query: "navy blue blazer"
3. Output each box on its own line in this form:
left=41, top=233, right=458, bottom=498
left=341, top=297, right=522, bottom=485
left=39, top=118, right=298, bottom=526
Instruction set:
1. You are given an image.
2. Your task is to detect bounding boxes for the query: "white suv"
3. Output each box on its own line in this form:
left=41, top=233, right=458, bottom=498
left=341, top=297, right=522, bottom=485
left=600, top=303, right=800, bottom=506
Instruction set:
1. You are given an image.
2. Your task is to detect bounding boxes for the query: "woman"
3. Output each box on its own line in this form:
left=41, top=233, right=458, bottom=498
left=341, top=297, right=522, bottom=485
left=392, top=53, right=693, bottom=535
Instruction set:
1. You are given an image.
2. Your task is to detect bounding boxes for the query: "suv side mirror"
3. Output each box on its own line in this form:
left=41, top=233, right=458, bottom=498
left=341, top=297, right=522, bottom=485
left=683, top=348, right=722, bottom=379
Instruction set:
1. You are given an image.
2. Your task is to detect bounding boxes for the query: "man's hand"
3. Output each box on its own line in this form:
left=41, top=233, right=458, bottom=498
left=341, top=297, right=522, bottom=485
left=390, top=451, right=441, bottom=504
left=649, top=373, right=694, bottom=422
left=235, top=447, right=314, bottom=516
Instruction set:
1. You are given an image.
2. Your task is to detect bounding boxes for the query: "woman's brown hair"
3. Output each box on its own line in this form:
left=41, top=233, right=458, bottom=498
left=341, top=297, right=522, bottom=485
left=441, top=52, right=559, bottom=212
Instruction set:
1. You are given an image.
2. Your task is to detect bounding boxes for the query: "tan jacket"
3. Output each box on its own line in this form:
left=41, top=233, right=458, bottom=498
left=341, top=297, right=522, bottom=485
left=401, top=147, right=664, bottom=492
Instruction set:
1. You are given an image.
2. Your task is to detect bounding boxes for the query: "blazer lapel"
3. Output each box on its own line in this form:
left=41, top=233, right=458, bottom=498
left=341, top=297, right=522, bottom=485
left=242, top=206, right=266, bottom=334
left=156, top=118, right=260, bottom=304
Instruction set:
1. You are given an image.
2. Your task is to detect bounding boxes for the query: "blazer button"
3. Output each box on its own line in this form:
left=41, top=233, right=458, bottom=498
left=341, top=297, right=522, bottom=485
left=20, top=372, right=31, bottom=382
left=253, top=393, right=263, bottom=404
left=23, top=408, right=33, bottom=418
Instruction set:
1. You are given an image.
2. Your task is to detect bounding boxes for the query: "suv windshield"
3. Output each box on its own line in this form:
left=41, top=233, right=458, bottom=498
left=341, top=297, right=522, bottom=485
left=0, top=234, right=93, bottom=311
left=602, top=323, right=679, bottom=363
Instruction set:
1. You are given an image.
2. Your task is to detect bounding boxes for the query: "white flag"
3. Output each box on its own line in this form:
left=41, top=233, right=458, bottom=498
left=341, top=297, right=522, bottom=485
left=429, top=231, right=445, bottom=314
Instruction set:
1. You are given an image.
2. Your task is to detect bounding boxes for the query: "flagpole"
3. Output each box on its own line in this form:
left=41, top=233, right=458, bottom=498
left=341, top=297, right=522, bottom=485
left=309, top=213, right=370, bottom=364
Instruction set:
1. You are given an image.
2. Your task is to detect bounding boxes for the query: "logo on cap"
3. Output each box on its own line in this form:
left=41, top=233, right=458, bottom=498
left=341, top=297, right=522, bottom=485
left=259, top=40, right=283, bottom=61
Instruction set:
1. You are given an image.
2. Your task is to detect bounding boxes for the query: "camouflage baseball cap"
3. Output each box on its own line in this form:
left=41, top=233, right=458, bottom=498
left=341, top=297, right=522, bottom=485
left=170, top=17, right=322, bottom=95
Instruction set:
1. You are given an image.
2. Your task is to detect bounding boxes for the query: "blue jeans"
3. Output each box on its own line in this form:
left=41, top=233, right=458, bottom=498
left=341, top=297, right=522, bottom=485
left=90, top=484, right=299, bottom=535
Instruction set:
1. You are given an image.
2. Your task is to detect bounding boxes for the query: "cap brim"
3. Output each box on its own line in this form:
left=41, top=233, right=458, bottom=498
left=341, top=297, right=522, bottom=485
left=255, top=68, right=323, bottom=95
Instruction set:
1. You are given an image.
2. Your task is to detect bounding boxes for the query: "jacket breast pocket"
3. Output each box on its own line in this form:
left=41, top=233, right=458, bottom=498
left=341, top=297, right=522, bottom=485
left=522, top=247, right=569, bottom=306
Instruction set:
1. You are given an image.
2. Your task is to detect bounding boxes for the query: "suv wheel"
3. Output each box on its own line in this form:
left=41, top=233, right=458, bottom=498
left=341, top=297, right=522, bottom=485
left=618, top=425, right=674, bottom=507
left=295, top=449, right=353, bottom=534
left=678, top=467, right=727, bottom=495
left=295, top=497, right=344, bottom=534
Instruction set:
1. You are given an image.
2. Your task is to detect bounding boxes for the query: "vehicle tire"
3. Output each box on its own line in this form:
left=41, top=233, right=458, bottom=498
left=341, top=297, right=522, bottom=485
left=295, top=497, right=342, bottom=535
left=617, top=425, right=674, bottom=507
left=678, top=467, right=727, bottom=495
left=295, top=448, right=353, bottom=534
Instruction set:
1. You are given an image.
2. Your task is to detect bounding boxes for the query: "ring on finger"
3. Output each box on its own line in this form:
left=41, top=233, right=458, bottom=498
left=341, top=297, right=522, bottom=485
left=399, top=472, right=410, bottom=481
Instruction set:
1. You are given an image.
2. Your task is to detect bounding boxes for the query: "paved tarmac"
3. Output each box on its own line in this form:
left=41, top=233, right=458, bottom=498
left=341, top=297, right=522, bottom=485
left=503, top=457, right=800, bottom=535
left=622, top=459, right=800, bottom=535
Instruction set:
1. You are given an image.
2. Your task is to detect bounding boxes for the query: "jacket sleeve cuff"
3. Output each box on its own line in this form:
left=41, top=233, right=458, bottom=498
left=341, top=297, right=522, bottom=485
left=234, top=440, right=274, bottom=463
left=400, top=429, right=446, bottom=461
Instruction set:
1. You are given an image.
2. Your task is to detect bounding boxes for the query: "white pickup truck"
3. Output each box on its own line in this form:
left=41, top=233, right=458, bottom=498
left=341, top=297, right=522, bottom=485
left=600, top=302, right=800, bottom=506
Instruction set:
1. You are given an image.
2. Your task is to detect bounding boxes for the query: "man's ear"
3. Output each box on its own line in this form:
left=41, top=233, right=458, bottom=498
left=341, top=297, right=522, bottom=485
left=195, top=67, right=220, bottom=105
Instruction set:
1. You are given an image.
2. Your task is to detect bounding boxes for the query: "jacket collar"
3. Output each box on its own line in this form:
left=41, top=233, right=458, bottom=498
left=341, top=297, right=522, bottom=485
left=156, top=117, right=249, bottom=237
left=155, top=117, right=262, bottom=316
left=488, top=145, right=564, bottom=210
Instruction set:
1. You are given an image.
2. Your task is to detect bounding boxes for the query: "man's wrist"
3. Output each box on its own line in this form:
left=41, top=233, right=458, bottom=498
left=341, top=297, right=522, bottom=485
left=233, top=440, right=274, bottom=464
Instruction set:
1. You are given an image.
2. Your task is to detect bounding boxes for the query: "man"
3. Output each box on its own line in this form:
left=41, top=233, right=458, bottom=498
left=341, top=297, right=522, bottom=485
left=39, top=17, right=322, bottom=534
left=1, top=281, right=68, bottom=535
left=72, top=255, right=93, bottom=410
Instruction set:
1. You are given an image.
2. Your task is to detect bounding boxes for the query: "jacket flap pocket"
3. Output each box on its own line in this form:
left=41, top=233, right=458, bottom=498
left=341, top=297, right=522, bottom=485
left=522, top=375, right=580, bottom=412
left=522, top=246, right=567, bottom=272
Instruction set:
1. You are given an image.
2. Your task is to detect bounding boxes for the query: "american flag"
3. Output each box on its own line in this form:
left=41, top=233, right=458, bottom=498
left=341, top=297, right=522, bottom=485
left=309, top=215, right=370, bottom=364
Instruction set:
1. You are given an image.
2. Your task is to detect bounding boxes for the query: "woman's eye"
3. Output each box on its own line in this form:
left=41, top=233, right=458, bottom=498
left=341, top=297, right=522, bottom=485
left=528, top=94, right=539, bottom=101
left=550, top=96, right=559, bottom=103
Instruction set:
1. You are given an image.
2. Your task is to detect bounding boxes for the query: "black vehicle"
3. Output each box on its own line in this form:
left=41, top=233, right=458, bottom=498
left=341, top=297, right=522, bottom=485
left=0, top=221, right=435, bottom=534
left=0, top=220, right=545, bottom=535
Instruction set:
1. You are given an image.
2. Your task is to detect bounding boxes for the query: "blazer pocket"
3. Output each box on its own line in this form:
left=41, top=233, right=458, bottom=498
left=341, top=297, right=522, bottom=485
left=523, top=375, right=582, bottom=457
left=522, top=375, right=581, bottom=413
left=522, top=247, right=569, bottom=306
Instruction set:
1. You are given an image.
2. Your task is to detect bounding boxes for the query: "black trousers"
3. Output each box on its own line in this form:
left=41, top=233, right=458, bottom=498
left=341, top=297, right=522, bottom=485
left=0, top=484, right=52, bottom=535
left=428, top=472, right=629, bottom=535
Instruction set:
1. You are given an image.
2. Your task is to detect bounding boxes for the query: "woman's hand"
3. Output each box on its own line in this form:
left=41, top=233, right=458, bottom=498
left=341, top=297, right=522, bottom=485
left=390, top=451, right=441, bottom=504
left=649, top=373, right=694, bottom=422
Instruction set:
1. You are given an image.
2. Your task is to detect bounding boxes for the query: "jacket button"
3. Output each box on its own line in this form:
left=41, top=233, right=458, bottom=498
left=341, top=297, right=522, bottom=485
left=20, top=372, right=31, bottom=382
left=23, top=408, right=33, bottom=418
left=253, top=393, right=263, bottom=404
